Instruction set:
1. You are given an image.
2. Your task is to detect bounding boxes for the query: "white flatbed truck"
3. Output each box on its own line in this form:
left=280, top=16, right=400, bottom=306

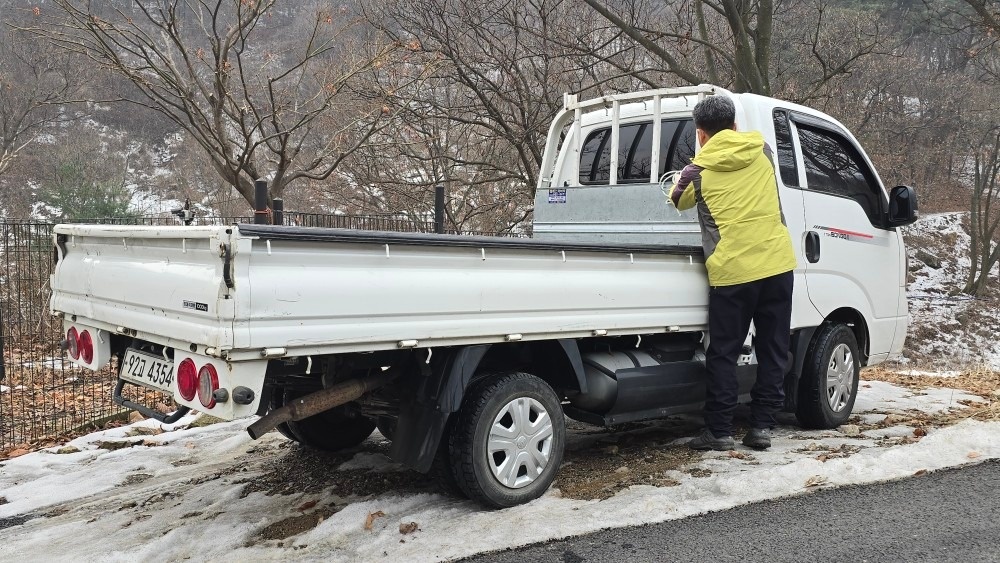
left=51, top=85, right=918, bottom=508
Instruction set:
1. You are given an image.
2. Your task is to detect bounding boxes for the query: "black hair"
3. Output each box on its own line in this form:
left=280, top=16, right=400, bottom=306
left=692, top=95, right=735, bottom=136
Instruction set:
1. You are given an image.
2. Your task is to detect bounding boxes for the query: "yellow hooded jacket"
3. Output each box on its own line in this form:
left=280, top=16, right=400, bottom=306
left=669, top=129, right=797, bottom=286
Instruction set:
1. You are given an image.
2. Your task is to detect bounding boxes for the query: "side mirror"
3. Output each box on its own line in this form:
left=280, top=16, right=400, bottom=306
left=888, top=185, right=918, bottom=227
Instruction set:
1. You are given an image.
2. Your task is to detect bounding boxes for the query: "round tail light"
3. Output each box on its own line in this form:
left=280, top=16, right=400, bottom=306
left=78, top=330, right=94, bottom=364
left=177, top=358, right=198, bottom=402
left=197, top=364, right=219, bottom=409
left=66, top=327, right=80, bottom=360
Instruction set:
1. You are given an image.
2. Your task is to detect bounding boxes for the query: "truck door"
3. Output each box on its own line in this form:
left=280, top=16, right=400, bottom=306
left=786, top=112, right=901, bottom=359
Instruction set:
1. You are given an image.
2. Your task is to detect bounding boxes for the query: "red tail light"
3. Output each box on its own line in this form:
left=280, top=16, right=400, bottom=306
left=66, top=327, right=80, bottom=360
left=78, top=330, right=94, bottom=364
left=197, top=364, right=220, bottom=408
left=177, top=358, right=198, bottom=402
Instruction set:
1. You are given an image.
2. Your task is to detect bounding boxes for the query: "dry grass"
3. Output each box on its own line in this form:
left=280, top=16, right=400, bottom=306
left=863, top=365, right=1000, bottom=423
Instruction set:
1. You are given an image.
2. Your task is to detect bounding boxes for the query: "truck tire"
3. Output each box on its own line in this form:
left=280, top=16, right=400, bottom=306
left=796, top=323, right=861, bottom=429
left=270, top=387, right=376, bottom=451
left=448, top=372, right=565, bottom=508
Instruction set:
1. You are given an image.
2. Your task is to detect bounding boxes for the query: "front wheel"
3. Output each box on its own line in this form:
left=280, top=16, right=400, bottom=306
left=796, top=323, right=861, bottom=429
left=448, top=372, right=565, bottom=508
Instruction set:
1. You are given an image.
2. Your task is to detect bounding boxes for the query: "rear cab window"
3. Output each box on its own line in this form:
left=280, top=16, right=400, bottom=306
left=579, top=119, right=695, bottom=184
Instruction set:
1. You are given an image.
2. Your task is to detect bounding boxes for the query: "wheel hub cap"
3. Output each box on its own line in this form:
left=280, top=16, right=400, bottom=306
left=487, top=397, right=554, bottom=489
left=825, top=343, right=855, bottom=413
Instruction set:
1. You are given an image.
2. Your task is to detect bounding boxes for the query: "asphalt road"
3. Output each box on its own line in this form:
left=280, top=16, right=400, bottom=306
left=464, top=459, right=1000, bottom=563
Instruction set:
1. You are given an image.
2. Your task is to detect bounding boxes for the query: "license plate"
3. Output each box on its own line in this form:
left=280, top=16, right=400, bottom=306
left=119, top=349, right=174, bottom=392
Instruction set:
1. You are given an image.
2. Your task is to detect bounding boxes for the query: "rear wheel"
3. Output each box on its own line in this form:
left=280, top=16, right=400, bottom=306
left=448, top=372, right=565, bottom=508
left=269, top=386, right=376, bottom=451
left=796, top=323, right=861, bottom=429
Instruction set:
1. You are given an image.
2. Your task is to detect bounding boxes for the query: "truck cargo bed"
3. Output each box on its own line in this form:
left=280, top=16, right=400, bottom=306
left=51, top=224, right=709, bottom=360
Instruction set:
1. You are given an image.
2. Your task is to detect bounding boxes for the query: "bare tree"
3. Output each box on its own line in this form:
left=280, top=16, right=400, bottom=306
left=582, top=0, right=886, bottom=98
left=963, top=0, right=1000, bottom=34
left=582, top=0, right=775, bottom=93
left=963, top=124, right=1000, bottom=295
left=335, top=87, right=533, bottom=234
left=354, top=0, right=653, bottom=231
left=37, top=0, right=406, bottom=207
left=0, top=20, right=82, bottom=177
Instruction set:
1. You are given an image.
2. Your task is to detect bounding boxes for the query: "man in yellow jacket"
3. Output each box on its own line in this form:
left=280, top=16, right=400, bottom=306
left=669, top=95, right=798, bottom=451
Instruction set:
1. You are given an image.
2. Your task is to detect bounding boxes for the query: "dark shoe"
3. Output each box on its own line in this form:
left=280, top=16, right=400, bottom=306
left=688, top=429, right=735, bottom=451
left=742, top=428, right=772, bottom=450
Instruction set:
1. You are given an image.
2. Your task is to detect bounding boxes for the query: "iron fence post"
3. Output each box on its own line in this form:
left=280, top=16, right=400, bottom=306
left=254, top=179, right=269, bottom=224
left=434, top=185, right=445, bottom=234
left=273, top=198, right=283, bottom=226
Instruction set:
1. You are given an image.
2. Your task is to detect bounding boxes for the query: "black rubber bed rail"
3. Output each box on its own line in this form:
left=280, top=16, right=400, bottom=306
left=236, top=225, right=705, bottom=257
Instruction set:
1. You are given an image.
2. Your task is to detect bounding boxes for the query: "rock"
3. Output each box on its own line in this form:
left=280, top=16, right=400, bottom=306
left=614, top=465, right=629, bottom=474
left=97, top=440, right=134, bottom=451
left=839, top=424, right=861, bottom=437
left=56, top=446, right=81, bottom=454
left=127, top=427, right=164, bottom=437
left=187, top=414, right=226, bottom=428
left=915, top=249, right=941, bottom=269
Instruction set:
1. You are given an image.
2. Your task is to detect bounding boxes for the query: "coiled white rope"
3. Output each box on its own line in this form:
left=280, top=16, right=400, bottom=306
left=659, top=170, right=684, bottom=215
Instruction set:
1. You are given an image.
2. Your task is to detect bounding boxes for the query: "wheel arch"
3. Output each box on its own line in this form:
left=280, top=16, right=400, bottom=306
left=823, top=307, right=870, bottom=365
left=475, top=339, right=588, bottom=398
left=387, top=339, right=586, bottom=473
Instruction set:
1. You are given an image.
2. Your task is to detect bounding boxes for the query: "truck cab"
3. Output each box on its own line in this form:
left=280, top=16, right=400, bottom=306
left=533, top=85, right=915, bottom=370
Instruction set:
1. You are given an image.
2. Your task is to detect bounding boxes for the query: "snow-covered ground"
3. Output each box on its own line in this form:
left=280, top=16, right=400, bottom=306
left=903, top=212, right=1000, bottom=369
left=0, top=379, right=996, bottom=562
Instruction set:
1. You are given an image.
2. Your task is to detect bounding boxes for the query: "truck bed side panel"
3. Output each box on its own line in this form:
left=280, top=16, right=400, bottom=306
left=237, top=228, right=709, bottom=354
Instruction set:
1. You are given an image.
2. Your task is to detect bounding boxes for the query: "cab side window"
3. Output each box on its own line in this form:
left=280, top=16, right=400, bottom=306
left=579, top=119, right=695, bottom=184
left=772, top=111, right=800, bottom=187
left=796, top=123, right=882, bottom=224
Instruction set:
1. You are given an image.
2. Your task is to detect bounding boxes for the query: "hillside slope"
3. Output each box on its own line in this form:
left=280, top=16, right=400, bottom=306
left=902, top=212, right=1000, bottom=370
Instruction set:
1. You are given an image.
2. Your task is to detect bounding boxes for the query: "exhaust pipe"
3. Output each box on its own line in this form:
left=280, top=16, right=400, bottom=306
left=247, top=371, right=396, bottom=440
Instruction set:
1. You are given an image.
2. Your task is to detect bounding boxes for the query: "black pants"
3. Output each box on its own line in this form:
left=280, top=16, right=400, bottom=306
left=704, top=271, right=793, bottom=437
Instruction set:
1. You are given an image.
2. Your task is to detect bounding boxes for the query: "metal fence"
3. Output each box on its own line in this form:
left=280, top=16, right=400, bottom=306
left=0, top=217, right=253, bottom=452
left=285, top=211, right=434, bottom=232
left=0, top=213, right=512, bottom=452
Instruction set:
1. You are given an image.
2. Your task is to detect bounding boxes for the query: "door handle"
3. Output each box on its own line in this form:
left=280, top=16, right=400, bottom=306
left=805, top=231, right=821, bottom=263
